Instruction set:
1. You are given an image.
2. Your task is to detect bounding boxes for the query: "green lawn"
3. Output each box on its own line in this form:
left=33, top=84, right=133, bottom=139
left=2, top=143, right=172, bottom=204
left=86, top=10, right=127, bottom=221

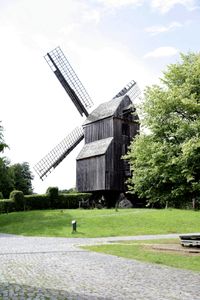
left=83, top=239, right=200, bottom=272
left=0, top=208, right=199, bottom=237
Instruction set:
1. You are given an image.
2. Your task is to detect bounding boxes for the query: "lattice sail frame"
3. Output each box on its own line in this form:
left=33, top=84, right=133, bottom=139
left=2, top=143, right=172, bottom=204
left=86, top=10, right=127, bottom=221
left=44, top=47, right=93, bottom=116
left=113, top=80, right=140, bottom=101
left=34, top=127, right=84, bottom=180
left=34, top=47, right=141, bottom=181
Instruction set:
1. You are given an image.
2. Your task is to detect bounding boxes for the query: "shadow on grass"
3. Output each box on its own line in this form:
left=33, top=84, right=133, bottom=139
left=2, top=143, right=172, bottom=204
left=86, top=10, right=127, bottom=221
left=0, top=210, right=81, bottom=237
left=71, top=231, right=85, bottom=235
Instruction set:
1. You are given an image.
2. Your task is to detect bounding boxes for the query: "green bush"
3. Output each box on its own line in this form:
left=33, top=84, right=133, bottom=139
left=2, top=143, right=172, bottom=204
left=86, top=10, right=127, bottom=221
left=24, top=192, right=91, bottom=210
left=46, top=187, right=59, bottom=199
left=0, top=192, right=3, bottom=199
left=57, top=193, right=91, bottom=209
left=10, top=190, right=25, bottom=211
left=25, top=194, right=50, bottom=210
left=0, top=199, right=15, bottom=214
left=46, top=187, right=59, bottom=208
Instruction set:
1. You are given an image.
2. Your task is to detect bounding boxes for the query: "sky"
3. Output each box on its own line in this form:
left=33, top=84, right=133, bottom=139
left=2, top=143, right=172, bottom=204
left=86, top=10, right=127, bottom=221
left=0, top=0, right=200, bottom=194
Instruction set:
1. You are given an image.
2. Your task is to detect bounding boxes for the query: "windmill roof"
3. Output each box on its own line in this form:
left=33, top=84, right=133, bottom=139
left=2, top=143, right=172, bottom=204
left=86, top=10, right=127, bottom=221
left=76, top=137, right=113, bottom=160
left=84, top=96, right=124, bottom=125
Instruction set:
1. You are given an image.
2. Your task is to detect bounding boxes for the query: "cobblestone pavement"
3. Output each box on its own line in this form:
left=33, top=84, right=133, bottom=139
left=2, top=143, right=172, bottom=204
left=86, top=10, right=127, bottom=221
left=0, top=233, right=200, bottom=299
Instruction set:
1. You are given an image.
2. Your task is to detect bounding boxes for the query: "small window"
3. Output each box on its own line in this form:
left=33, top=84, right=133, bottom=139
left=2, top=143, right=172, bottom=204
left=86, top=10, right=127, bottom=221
left=122, top=123, right=129, bottom=136
left=122, top=144, right=128, bottom=155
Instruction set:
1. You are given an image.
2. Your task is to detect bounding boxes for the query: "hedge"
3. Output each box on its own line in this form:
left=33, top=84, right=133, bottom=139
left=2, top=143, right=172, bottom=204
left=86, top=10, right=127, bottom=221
left=52, top=193, right=91, bottom=209
left=25, top=194, right=50, bottom=210
left=10, top=190, right=25, bottom=211
left=0, top=192, right=92, bottom=213
left=24, top=192, right=92, bottom=210
left=0, top=199, right=15, bottom=214
left=46, top=187, right=59, bottom=199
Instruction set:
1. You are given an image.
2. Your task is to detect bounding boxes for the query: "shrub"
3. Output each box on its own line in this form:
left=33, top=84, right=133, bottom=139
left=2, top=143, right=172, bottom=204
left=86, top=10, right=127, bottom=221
left=0, top=199, right=15, bottom=214
left=24, top=192, right=92, bottom=210
left=57, top=193, right=91, bottom=209
left=46, top=187, right=58, bottom=198
left=0, top=192, right=3, bottom=199
left=46, top=187, right=59, bottom=208
left=25, top=194, right=50, bottom=210
left=10, top=190, right=25, bottom=211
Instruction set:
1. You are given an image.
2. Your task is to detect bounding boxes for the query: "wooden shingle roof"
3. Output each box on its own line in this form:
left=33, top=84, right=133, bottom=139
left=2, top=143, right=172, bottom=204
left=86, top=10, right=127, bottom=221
left=84, top=96, right=125, bottom=125
left=76, top=137, right=113, bottom=160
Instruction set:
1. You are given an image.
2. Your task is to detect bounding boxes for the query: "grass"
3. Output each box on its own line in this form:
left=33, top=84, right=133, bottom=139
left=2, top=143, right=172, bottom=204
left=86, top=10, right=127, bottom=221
left=83, top=239, right=200, bottom=272
left=0, top=208, right=199, bottom=237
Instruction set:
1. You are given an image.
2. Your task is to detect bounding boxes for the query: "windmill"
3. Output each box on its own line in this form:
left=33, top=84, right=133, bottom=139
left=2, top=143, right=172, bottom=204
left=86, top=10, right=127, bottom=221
left=34, top=46, right=140, bottom=202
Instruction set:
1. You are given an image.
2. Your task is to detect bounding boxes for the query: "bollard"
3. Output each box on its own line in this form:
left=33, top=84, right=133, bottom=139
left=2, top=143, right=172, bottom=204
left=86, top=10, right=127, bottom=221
left=71, top=220, right=77, bottom=233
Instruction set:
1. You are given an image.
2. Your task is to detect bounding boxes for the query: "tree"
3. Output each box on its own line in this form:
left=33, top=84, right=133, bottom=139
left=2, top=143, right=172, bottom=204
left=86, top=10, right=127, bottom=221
left=125, top=52, right=200, bottom=207
left=0, top=123, right=13, bottom=198
left=0, top=121, right=8, bottom=153
left=10, top=162, right=34, bottom=195
left=0, top=158, right=14, bottom=198
left=0, top=123, right=34, bottom=197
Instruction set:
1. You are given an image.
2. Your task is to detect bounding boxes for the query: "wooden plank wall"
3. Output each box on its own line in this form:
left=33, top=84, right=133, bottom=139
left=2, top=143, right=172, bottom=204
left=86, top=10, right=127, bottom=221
left=84, top=118, right=113, bottom=144
left=76, top=156, right=106, bottom=191
left=77, top=96, right=139, bottom=193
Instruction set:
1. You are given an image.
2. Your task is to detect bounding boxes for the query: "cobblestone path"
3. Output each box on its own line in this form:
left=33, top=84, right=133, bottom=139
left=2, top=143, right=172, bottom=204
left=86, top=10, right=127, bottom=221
left=0, top=234, right=200, bottom=299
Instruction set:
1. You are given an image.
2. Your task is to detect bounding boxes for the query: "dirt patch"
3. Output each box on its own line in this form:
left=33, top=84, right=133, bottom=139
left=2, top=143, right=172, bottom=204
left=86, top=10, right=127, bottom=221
left=146, top=244, right=200, bottom=256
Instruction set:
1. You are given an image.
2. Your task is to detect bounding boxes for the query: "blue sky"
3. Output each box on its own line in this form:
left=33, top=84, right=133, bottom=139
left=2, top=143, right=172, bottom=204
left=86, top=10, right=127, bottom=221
left=0, top=0, right=199, bottom=193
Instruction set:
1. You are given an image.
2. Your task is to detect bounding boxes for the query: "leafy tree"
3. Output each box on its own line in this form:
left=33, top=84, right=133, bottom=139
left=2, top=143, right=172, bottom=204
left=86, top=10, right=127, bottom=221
left=0, top=158, right=14, bottom=198
left=10, top=162, right=34, bottom=195
left=60, top=187, right=77, bottom=193
left=0, top=123, right=34, bottom=197
left=125, top=52, right=200, bottom=207
left=0, top=123, right=13, bottom=198
left=0, top=122, right=8, bottom=153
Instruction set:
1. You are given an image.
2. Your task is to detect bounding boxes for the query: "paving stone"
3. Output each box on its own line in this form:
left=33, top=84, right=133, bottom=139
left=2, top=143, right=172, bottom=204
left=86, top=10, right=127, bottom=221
left=0, top=233, right=200, bottom=299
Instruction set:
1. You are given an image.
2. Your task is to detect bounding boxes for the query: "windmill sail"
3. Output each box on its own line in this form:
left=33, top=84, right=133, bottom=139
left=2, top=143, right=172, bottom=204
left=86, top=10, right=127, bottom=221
left=113, top=80, right=140, bottom=101
left=34, top=127, right=84, bottom=180
left=44, top=47, right=93, bottom=117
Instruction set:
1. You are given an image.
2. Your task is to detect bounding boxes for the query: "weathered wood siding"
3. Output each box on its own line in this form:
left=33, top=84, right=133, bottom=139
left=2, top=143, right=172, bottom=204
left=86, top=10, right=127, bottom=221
left=77, top=95, right=139, bottom=193
left=112, top=116, right=139, bottom=191
left=77, top=139, right=115, bottom=192
left=76, top=156, right=105, bottom=191
left=84, top=118, right=113, bottom=144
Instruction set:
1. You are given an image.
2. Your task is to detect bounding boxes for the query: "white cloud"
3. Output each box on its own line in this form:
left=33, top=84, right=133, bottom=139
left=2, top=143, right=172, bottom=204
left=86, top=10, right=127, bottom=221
left=82, top=8, right=102, bottom=24
left=94, top=0, right=199, bottom=12
left=145, top=21, right=182, bottom=35
left=59, top=23, right=81, bottom=37
left=95, top=0, right=143, bottom=8
left=151, top=0, right=199, bottom=13
left=0, top=0, right=159, bottom=194
left=144, top=46, right=179, bottom=58
left=4, top=0, right=195, bottom=194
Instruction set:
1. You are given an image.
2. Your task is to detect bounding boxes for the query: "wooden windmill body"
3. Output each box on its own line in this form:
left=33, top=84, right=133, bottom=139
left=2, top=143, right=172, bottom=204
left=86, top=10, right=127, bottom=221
left=77, top=94, right=139, bottom=193
left=34, top=47, right=140, bottom=198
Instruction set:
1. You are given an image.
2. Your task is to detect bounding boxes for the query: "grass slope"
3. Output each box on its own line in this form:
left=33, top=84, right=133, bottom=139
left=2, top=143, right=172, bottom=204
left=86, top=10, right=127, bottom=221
left=0, top=209, right=199, bottom=237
